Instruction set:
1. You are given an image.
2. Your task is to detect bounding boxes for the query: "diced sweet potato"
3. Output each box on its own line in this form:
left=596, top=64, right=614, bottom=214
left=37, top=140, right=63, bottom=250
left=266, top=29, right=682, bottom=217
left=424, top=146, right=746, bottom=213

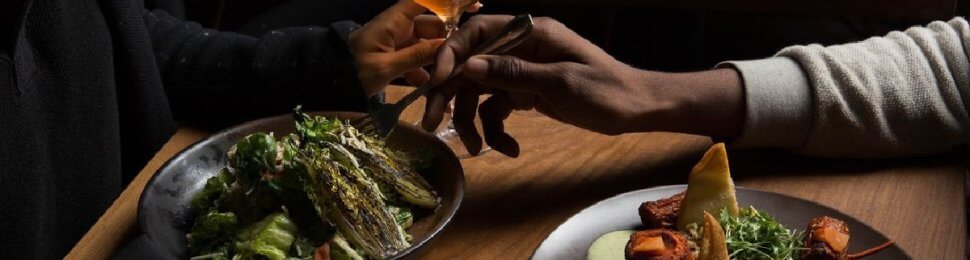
left=819, top=227, right=849, bottom=253
left=631, top=236, right=666, bottom=256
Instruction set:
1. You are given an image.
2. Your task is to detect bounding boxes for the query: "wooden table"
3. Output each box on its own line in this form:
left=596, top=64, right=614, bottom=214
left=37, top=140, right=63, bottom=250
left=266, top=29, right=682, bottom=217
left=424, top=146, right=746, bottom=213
left=69, top=86, right=966, bottom=259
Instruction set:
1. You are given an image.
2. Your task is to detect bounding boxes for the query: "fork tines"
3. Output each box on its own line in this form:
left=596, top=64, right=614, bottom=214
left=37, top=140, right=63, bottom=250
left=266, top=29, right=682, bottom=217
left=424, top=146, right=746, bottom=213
left=351, top=116, right=379, bottom=136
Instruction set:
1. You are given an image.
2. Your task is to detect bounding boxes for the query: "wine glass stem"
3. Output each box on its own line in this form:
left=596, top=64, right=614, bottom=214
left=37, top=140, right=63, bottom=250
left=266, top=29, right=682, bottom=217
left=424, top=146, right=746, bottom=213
left=445, top=22, right=458, bottom=38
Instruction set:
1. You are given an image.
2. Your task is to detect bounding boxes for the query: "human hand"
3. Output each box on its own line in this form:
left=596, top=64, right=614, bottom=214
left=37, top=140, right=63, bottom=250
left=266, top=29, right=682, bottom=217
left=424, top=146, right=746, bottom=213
left=350, top=0, right=480, bottom=97
left=425, top=15, right=744, bottom=157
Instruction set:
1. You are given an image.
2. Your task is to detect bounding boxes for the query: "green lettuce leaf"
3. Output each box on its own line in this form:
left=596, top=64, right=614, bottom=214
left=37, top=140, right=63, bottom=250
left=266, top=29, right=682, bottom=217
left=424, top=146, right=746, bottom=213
left=234, top=212, right=299, bottom=260
left=188, top=210, right=238, bottom=258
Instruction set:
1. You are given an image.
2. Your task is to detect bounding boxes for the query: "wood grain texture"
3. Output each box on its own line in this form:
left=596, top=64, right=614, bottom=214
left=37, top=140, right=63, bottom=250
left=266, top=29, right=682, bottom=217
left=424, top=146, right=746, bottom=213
left=69, top=86, right=966, bottom=259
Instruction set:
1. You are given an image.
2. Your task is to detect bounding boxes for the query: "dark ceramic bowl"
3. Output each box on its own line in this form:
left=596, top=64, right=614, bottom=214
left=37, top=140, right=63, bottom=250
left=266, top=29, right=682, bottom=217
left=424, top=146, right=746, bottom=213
left=138, top=111, right=465, bottom=259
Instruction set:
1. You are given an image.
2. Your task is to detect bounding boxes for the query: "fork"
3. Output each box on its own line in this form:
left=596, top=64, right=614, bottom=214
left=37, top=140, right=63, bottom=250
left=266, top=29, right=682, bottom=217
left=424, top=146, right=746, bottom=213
left=352, top=14, right=535, bottom=138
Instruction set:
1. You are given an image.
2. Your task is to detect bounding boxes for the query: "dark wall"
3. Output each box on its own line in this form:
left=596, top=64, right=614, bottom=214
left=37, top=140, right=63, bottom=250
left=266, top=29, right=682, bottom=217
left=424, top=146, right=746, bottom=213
left=163, top=0, right=939, bottom=72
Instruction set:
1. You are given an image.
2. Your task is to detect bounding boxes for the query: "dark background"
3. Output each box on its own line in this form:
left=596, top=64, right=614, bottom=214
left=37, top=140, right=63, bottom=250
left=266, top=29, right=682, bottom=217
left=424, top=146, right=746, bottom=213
left=147, top=0, right=970, bottom=73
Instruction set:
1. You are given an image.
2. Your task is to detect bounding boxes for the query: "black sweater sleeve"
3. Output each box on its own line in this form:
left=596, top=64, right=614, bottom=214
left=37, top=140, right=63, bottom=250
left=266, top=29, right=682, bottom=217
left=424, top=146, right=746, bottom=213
left=142, top=9, right=368, bottom=125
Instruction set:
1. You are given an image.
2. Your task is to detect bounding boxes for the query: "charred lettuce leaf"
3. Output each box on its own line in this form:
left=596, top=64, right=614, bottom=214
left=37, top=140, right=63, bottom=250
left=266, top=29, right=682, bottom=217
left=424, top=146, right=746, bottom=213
left=293, top=108, right=439, bottom=209
left=300, top=142, right=409, bottom=258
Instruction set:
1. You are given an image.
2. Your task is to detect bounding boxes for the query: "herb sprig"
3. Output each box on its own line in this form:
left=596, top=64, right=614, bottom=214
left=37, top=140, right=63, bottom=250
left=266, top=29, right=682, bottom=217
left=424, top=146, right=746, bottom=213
left=719, top=206, right=805, bottom=260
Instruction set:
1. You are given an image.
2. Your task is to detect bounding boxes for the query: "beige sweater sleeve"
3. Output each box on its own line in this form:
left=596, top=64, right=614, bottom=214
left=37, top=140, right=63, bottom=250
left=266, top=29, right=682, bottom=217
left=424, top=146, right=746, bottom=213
left=722, top=17, right=970, bottom=158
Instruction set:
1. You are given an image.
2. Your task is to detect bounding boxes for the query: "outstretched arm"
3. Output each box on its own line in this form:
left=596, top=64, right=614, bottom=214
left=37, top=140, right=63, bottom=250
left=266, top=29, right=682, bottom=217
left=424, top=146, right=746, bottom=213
left=725, top=17, right=970, bottom=157
left=142, top=0, right=449, bottom=123
left=430, top=15, right=970, bottom=158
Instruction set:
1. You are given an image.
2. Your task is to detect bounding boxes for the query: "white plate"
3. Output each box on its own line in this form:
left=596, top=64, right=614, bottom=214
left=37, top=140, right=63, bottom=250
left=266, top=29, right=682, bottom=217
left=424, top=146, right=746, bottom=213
left=532, top=185, right=909, bottom=260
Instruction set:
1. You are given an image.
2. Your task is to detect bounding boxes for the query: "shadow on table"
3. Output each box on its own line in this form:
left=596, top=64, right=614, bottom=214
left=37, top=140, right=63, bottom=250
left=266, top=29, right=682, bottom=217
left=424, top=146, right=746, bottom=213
left=728, top=148, right=969, bottom=180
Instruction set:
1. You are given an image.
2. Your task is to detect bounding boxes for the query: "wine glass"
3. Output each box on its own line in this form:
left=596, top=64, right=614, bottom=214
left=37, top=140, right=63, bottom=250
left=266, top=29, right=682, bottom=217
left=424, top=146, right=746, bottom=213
left=414, top=0, right=480, bottom=37
left=411, top=0, right=492, bottom=158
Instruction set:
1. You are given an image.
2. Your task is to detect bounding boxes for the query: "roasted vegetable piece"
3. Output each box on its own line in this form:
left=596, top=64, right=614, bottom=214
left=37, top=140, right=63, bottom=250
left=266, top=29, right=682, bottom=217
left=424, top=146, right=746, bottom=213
left=639, top=191, right=685, bottom=229
left=313, top=243, right=331, bottom=260
left=625, top=229, right=693, bottom=260
left=803, top=216, right=850, bottom=260
left=801, top=216, right=894, bottom=260
left=301, top=142, right=409, bottom=259
left=233, top=212, right=299, bottom=260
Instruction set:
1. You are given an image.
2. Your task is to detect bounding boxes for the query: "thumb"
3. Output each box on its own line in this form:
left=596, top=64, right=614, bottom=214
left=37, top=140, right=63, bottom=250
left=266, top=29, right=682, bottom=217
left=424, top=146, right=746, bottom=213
left=389, top=38, right=445, bottom=77
left=462, top=55, right=558, bottom=94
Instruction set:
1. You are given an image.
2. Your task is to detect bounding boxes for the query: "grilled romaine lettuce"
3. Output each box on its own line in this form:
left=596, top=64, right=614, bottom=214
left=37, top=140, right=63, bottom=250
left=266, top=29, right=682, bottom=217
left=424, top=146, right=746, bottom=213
left=293, top=108, right=439, bottom=209
left=300, top=142, right=409, bottom=258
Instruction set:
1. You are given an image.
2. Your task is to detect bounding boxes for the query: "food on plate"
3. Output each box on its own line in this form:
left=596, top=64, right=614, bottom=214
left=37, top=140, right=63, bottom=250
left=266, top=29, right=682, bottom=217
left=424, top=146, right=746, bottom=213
left=638, top=191, right=685, bottom=229
left=186, top=107, right=439, bottom=260
left=715, top=206, right=803, bottom=259
left=802, top=217, right=895, bottom=260
left=696, top=212, right=728, bottom=260
left=803, top=216, right=850, bottom=259
left=624, top=229, right=692, bottom=259
left=587, top=143, right=894, bottom=260
left=588, top=230, right=636, bottom=260
left=676, top=143, right=740, bottom=231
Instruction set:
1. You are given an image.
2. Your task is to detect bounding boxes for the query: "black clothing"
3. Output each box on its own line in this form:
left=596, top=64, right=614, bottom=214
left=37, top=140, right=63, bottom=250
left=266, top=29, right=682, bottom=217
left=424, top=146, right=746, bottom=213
left=0, top=0, right=366, bottom=258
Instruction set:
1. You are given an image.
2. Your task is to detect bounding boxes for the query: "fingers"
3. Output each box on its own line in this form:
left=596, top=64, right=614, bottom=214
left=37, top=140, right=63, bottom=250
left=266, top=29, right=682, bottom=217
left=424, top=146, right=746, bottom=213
left=432, top=15, right=515, bottom=83
left=466, top=2, right=483, bottom=13
left=389, top=38, right=444, bottom=78
left=479, top=92, right=519, bottom=157
left=413, top=15, right=447, bottom=39
left=420, top=77, right=464, bottom=131
left=388, top=0, right=428, bottom=19
left=404, top=68, right=430, bottom=86
left=453, top=87, right=483, bottom=155
left=432, top=45, right=458, bottom=84
left=462, top=55, right=560, bottom=95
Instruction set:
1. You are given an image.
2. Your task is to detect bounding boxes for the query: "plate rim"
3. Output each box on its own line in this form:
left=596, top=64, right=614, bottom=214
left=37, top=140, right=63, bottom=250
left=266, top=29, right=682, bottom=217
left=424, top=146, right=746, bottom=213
left=136, top=111, right=466, bottom=259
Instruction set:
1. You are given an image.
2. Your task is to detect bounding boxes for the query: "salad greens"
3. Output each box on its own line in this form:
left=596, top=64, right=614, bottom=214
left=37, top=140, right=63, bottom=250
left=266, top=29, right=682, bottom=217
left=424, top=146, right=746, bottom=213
left=187, top=107, right=439, bottom=260
left=718, top=206, right=804, bottom=260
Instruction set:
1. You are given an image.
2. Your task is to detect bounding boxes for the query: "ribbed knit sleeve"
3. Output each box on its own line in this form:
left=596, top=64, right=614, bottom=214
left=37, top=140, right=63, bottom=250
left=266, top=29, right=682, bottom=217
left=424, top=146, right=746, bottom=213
left=724, top=17, right=970, bottom=158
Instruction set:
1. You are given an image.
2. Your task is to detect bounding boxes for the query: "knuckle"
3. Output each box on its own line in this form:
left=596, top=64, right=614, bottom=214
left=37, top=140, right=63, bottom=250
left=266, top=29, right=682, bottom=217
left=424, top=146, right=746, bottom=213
left=496, top=57, right=525, bottom=79
left=466, top=15, right=490, bottom=27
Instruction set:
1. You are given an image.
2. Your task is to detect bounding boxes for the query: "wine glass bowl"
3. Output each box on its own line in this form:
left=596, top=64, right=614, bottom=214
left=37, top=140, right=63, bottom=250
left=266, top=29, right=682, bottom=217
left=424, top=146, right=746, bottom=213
left=413, top=0, right=479, bottom=36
